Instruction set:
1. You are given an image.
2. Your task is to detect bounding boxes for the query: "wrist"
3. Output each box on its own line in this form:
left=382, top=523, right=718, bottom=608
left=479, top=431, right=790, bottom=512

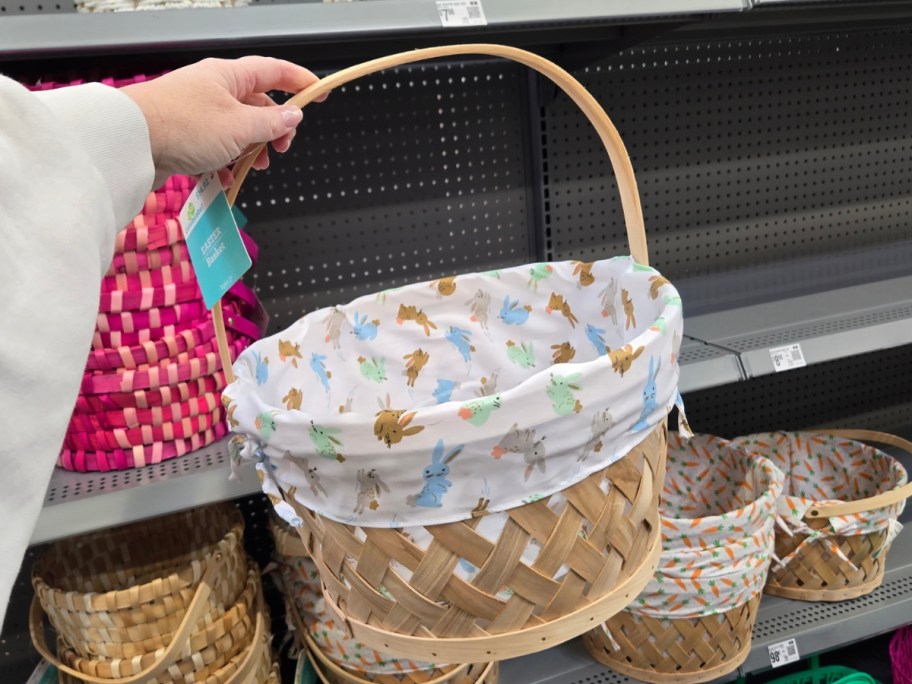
left=121, top=83, right=171, bottom=187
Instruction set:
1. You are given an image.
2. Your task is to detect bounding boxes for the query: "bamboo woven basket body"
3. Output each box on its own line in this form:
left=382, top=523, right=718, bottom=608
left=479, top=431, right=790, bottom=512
left=584, top=595, right=761, bottom=684
left=29, top=504, right=271, bottom=684
left=273, top=517, right=479, bottom=682
left=306, top=630, right=499, bottom=684
left=216, top=44, right=677, bottom=663
left=733, top=430, right=912, bottom=602
left=583, top=434, right=782, bottom=684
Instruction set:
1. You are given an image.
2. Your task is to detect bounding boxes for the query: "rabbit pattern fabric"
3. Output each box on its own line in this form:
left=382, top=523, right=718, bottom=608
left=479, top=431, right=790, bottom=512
left=225, top=257, right=684, bottom=528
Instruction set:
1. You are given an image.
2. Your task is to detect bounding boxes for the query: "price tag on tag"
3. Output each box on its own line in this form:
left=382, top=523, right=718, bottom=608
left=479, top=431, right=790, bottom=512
left=769, top=343, right=807, bottom=372
left=179, top=173, right=252, bottom=309
left=768, top=638, right=800, bottom=668
left=436, top=0, right=487, bottom=27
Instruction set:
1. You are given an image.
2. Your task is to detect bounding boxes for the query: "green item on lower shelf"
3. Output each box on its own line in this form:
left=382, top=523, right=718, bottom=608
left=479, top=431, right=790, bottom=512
left=296, top=650, right=318, bottom=684
left=740, top=655, right=882, bottom=684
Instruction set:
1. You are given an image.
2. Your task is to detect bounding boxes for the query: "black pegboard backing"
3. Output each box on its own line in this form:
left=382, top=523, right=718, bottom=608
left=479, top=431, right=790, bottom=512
left=543, top=29, right=912, bottom=300
left=682, top=344, right=912, bottom=437
left=237, top=59, right=534, bottom=333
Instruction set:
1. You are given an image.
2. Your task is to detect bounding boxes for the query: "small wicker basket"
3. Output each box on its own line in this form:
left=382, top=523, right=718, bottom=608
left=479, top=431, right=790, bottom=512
left=734, top=430, right=912, bottom=601
left=29, top=504, right=271, bottom=684
left=583, top=434, right=783, bottom=684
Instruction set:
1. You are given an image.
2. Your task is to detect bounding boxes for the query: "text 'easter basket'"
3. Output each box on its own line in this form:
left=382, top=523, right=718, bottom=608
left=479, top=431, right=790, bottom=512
left=215, top=44, right=685, bottom=663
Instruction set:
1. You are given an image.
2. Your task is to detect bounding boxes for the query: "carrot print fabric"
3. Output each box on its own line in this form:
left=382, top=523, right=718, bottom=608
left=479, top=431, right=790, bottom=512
left=631, top=434, right=784, bottom=619
left=732, top=432, right=907, bottom=570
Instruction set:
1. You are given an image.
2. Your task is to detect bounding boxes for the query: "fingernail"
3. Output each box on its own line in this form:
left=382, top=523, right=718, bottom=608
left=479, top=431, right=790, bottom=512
left=281, top=106, right=303, bottom=127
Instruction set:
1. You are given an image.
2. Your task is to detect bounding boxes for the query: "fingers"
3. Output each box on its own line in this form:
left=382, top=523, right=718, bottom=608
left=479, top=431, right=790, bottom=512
left=252, top=146, right=270, bottom=171
left=239, top=102, right=303, bottom=146
left=234, top=56, right=320, bottom=98
left=218, top=167, right=235, bottom=190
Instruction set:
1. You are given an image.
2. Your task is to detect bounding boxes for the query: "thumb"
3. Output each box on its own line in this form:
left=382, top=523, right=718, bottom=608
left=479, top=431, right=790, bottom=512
left=241, top=103, right=303, bottom=144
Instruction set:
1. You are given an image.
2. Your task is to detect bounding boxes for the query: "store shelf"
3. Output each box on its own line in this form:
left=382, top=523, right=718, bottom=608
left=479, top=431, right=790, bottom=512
left=685, top=275, right=912, bottom=380
left=678, top=336, right=745, bottom=394
left=0, top=0, right=744, bottom=58
left=499, top=500, right=912, bottom=683
left=30, top=439, right=259, bottom=544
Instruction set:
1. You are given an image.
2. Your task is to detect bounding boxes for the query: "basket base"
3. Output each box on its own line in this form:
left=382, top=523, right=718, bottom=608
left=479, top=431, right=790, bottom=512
left=334, top=534, right=662, bottom=664
left=582, top=596, right=760, bottom=684
left=764, top=562, right=885, bottom=601
left=582, top=626, right=752, bottom=684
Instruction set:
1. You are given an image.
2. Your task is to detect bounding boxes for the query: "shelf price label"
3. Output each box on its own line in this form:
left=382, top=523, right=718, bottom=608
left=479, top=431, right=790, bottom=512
left=768, top=638, right=800, bottom=669
left=769, top=343, right=807, bottom=372
left=436, top=0, right=487, bottom=27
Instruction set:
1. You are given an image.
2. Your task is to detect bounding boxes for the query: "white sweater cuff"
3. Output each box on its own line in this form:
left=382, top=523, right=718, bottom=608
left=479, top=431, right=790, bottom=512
left=33, top=83, right=154, bottom=230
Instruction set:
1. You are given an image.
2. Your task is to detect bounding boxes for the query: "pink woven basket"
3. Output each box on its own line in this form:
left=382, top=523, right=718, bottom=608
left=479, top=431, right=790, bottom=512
left=96, top=300, right=209, bottom=332
left=64, top=408, right=223, bottom=451
left=893, top=626, right=912, bottom=684
left=108, top=242, right=192, bottom=274
left=58, top=422, right=229, bottom=471
left=80, top=337, right=246, bottom=395
left=68, top=392, right=221, bottom=431
left=86, top=313, right=261, bottom=371
left=101, top=261, right=197, bottom=294
left=74, top=372, right=228, bottom=412
left=98, top=279, right=204, bottom=313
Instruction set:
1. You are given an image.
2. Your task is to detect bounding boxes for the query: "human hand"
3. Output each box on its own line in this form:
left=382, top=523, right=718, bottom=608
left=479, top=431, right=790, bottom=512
left=122, top=56, right=322, bottom=189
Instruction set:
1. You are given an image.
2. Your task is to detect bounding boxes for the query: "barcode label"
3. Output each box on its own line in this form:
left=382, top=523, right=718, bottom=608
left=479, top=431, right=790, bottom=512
left=769, top=343, right=807, bottom=372
left=436, top=0, right=487, bottom=27
left=768, top=638, right=800, bottom=668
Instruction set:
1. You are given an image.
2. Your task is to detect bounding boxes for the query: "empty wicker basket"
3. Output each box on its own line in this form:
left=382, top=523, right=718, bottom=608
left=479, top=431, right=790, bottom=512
left=733, top=430, right=912, bottom=601
left=584, top=434, right=783, bottom=684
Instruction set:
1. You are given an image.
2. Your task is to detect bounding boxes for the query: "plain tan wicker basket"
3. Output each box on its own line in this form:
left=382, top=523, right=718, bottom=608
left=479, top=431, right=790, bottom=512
left=583, top=595, right=760, bottom=684
left=215, top=43, right=670, bottom=664
left=29, top=504, right=270, bottom=684
left=760, top=430, right=912, bottom=601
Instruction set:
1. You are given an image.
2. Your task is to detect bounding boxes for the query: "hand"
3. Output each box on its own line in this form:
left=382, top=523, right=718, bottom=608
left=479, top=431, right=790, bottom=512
left=122, top=56, right=322, bottom=189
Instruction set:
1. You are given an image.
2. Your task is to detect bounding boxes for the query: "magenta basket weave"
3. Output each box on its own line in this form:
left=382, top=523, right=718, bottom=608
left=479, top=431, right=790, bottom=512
left=893, top=626, right=912, bottom=684
left=59, top=422, right=229, bottom=472
left=68, top=392, right=220, bottom=431
left=64, top=408, right=224, bottom=451
left=74, top=372, right=228, bottom=413
left=108, top=242, right=192, bottom=274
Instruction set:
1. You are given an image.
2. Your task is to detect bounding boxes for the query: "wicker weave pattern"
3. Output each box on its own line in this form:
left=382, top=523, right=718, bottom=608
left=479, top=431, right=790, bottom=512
left=766, top=523, right=888, bottom=601
left=583, top=595, right=760, bottom=684
left=291, top=423, right=665, bottom=661
left=33, top=507, right=245, bottom=633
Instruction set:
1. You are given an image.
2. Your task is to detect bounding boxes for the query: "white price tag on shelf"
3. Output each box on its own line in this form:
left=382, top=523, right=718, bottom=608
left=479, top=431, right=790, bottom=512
left=436, top=0, right=487, bottom=27
left=769, top=342, right=807, bottom=372
left=768, top=638, right=800, bottom=669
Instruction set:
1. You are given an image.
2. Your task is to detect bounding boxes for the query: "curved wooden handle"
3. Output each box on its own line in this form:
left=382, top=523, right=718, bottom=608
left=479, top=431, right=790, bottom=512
left=31, top=552, right=226, bottom=684
left=806, top=429, right=912, bottom=518
left=215, top=43, right=647, bottom=384
left=222, top=582, right=269, bottom=684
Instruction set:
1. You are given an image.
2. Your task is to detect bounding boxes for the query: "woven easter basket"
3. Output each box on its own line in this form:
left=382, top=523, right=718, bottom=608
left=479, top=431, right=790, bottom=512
left=305, top=631, right=499, bottom=684
left=30, top=505, right=252, bottom=683
left=733, top=430, right=912, bottom=601
left=271, top=517, right=472, bottom=682
left=583, top=434, right=783, bottom=684
left=218, top=44, right=682, bottom=663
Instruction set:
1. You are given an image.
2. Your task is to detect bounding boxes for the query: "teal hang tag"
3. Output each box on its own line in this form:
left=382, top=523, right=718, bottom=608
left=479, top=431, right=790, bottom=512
left=179, top=172, right=252, bottom=309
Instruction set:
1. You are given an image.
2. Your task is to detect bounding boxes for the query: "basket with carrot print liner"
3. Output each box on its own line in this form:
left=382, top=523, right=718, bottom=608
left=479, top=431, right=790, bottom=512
left=584, top=433, right=784, bottom=684
left=732, top=430, right=912, bottom=601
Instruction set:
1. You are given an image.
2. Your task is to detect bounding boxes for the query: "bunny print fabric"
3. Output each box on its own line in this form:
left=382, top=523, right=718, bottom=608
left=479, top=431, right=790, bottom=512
left=630, top=434, right=784, bottom=619
left=224, top=257, right=683, bottom=528
left=731, top=432, right=907, bottom=571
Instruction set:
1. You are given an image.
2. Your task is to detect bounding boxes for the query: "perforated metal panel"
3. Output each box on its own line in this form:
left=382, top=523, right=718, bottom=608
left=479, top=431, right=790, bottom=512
left=237, top=59, right=534, bottom=333
left=543, top=29, right=912, bottom=298
left=682, top=344, right=912, bottom=436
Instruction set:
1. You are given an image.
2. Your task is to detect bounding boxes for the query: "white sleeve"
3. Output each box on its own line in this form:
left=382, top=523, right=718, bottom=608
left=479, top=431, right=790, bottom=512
left=0, top=76, right=154, bottom=630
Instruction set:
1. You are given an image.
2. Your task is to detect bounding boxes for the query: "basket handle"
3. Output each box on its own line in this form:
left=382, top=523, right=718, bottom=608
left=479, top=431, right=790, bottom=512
left=31, top=552, right=227, bottom=684
left=806, top=429, right=912, bottom=518
left=214, top=43, right=647, bottom=384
